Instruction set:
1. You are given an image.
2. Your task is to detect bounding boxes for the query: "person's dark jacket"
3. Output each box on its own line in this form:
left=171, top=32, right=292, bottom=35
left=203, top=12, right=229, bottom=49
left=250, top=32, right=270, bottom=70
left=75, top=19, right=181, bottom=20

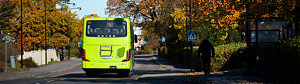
left=198, top=39, right=215, bottom=59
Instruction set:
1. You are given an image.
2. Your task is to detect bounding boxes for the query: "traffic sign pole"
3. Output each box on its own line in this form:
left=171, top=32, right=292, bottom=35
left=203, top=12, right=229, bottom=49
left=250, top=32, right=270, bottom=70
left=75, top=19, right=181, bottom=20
left=190, top=41, right=193, bottom=72
left=3, top=35, right=11, bottom=72
left=5, top=41, right=7, bottom=72
left=188, top=30, right=198, bottom=72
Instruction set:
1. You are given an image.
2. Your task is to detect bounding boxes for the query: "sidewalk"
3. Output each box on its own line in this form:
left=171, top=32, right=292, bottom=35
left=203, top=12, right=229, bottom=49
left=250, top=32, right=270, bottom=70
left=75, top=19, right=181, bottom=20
left=0, top=58, right=81, bottom=81
left=138, top=55, right=206, bottom=83
left=150, top=55, right=260, bottom=84
left=152, top=55, right=191, bottom=72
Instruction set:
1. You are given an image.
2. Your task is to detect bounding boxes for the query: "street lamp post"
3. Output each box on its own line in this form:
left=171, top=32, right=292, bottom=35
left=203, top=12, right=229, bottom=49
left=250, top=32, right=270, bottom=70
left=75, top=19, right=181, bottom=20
left=45, top=1, right=81, bottom=61
left=67, top=7, right=81, bottom=60
left=71, top=7, right=82, bottom=10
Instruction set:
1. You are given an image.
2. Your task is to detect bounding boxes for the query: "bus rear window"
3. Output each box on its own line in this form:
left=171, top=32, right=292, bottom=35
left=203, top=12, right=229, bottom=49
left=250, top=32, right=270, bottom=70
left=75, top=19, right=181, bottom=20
left=86, top=20, right=127, bottom=37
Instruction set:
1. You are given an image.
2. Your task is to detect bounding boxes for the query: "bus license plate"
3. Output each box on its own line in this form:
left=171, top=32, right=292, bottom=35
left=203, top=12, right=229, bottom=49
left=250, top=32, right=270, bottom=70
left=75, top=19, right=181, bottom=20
left=101, top=56, right=111, bottom=59
left=110, top=66, right=117, bottom=69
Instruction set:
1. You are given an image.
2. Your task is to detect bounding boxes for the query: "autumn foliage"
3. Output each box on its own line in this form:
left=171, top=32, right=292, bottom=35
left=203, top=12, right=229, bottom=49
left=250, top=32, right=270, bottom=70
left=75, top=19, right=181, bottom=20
left=106, top=0, right=298, bottom=41
left=106, top=0, right=298, bottom=63
left=1, top=0, right=81, bottom=51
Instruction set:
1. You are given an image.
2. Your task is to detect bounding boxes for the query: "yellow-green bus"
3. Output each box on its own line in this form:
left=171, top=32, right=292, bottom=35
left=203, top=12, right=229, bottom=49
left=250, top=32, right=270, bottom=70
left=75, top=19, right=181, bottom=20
left=82, top=17, right=134, bottom=77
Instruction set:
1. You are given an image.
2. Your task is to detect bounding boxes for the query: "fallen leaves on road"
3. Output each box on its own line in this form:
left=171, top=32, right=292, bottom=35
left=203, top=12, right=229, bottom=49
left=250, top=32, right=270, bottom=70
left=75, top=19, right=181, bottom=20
left=181, top=72, right=205, bottom=75
left=159, top=65, right=169, bottom=71
left=181, top=71, right=230, bottom=76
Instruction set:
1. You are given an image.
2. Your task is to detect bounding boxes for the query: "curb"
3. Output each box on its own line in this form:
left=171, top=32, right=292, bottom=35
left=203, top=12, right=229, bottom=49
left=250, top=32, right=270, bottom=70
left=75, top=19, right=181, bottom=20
left=151, top=57, right=172, bottom=71
left=151, top=56, right=193, bottom=73
left=0, top=60, right=81, bottom=81
left=150, top=56, right=216, bottom=83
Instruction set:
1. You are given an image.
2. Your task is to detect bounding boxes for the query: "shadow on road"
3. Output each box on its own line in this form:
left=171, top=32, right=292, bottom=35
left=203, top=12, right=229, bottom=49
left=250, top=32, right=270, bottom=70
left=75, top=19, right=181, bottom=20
left=50, top=54, right=202, bottom=83
left=56, top=73, right=130, bottom=78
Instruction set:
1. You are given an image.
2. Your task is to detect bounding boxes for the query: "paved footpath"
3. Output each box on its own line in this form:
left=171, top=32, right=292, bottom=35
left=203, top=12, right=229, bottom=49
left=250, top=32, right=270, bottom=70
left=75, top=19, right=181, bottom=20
left=152, top=55, right=191, bottom=72
left=151, top=55, right=262, bottom=84
left=138, top=55, right=208, bottom=83
left=0, top=58, right=81, bottom=81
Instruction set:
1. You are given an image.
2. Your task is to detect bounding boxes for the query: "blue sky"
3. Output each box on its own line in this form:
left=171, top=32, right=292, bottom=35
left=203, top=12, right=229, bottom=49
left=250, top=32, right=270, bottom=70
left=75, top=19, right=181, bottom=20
left=68, top=0, right=109, bottom=19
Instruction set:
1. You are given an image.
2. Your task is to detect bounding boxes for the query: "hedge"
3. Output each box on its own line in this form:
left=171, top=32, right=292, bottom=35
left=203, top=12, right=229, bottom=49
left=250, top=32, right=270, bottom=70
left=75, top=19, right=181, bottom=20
left=192, top=42, right=247, bottom=72
left=135, top=50, right=152, bottom=55
left=271, top=36, right=300, bottom=77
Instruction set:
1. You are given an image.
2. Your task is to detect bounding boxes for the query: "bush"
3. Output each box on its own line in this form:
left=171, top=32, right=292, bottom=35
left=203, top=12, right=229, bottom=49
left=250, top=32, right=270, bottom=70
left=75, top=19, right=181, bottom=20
left=192, top=52, right=203, bottom=71
left=135, top=50, right=152, bottom=55
left=8, top=59, right=28, bottom=72
left=70, top=48, right=80, bottom=57
left=271, top=36, right=300, bottom=77
left=226, top=30, right=243, bottom=43
left=212, top=42, right=247, bottom=71
left=21, top=57, right=38, bottom=68
left=192, top=42, right=247, bottom=72
left=159, top=46, right=168, bottom=56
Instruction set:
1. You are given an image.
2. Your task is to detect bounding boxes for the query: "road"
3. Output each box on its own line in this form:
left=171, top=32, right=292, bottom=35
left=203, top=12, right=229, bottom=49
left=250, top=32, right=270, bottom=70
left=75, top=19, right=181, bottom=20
left=0, top=55, right=191, bottom=84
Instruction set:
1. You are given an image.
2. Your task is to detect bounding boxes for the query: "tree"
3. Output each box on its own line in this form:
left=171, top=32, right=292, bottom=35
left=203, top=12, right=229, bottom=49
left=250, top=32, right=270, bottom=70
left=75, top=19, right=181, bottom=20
left=76, top=14, right=100, bottom=44
left=106, top=0, right=298, bottom=57
left=106, top=0, right=163, bottom=22
left=4, top=0, right=81, bottom=51
left=0, top=0, right=16, bottom=32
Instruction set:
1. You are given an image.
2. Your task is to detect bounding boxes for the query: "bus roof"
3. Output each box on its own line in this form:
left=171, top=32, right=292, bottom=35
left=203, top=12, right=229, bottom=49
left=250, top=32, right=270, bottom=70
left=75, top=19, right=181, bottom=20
left=84, top=17, right=129, bottom=21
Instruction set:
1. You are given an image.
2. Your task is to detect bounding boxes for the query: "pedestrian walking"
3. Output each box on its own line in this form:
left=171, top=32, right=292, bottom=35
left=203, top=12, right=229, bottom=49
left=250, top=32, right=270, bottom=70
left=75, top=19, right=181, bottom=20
left=198, top=38, right=215, bottom=76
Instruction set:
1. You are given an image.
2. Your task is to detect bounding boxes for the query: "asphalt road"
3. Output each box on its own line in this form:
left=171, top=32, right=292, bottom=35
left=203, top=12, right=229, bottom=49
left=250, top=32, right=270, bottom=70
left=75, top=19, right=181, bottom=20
left=0, top=55, right=189, bottom=84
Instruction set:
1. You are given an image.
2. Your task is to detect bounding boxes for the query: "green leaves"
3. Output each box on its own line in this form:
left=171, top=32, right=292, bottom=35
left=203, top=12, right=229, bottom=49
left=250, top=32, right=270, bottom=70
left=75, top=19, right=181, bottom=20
left=211, top=42, right=246, bottom=71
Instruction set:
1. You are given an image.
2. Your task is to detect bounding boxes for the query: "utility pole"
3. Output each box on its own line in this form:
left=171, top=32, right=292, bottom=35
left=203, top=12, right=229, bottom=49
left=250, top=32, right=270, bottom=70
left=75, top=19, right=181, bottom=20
left=189, top=0, right=193, bottom=72
left=185, top=0, right=189, bottom=71
left=45, top=0, right=47, bottom=65
left=21, top=0, right=23, bottom=68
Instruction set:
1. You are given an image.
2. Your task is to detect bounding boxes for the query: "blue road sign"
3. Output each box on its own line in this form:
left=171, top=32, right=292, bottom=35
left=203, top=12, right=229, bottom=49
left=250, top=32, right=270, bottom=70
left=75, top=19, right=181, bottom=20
left=78, top=42, right=82, bottom=46
left=161, top=37, right=166, bottom=42
left=188, top=31, right=198, bottom=41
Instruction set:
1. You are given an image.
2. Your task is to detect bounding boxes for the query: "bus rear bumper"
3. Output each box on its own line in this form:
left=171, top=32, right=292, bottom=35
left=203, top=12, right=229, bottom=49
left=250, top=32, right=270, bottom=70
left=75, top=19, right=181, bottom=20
left=83, top=61, right=130, bottom=69
left=83, top=68, right=130, bottom=73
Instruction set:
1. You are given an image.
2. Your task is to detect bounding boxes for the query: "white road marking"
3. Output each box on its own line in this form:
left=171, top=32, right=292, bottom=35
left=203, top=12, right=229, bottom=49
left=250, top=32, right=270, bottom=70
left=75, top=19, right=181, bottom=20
left=46, top=80, right=55, bottom=83
left=35, top=76, right=44, bottom=78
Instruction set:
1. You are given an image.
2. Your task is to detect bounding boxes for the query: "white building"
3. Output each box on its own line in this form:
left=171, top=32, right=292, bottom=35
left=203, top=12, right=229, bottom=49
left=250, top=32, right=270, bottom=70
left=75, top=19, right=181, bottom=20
left=133, top=27, right=145, bottom=51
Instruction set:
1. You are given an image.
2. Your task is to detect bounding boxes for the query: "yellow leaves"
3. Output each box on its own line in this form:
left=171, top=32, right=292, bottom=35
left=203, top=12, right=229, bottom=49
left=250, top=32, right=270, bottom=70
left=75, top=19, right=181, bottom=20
left=210, top=19, right=215, bottom=23
left=3, top=0, right=81, bottom=50
left=233, top=11, right=240, bottom=19
left=219, top=32, right=228, bottom=40
left=205, top=19, right=209, bottom=21
left=168, top=7, right=188, bottom=41
left=171, top=7, right=186, bottom=30
left=182, top=72, right=205, bottom=75
left=153, top=17, right=158, bottom=23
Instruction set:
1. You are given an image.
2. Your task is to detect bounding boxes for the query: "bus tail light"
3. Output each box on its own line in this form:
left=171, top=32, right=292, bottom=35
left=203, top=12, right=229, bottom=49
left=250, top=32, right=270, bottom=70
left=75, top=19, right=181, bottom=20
left=122, top=50, right=131, bottom=62
left=82, top=49, right=90, bottom=62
